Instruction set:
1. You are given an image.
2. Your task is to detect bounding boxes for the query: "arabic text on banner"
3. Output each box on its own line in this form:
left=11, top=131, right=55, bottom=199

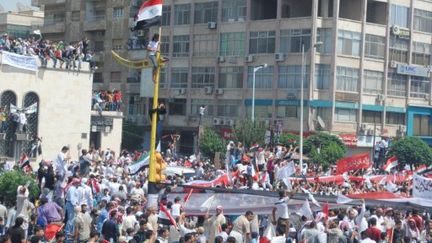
left=1, top=51, right=38, bottom=72
left=413, top=173, right=432, bottom=199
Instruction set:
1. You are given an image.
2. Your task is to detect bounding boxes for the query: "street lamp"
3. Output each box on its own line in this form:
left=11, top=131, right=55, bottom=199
left=299, top=42, right=322, bottom=172
left=252, top=63, right=268, bottom=122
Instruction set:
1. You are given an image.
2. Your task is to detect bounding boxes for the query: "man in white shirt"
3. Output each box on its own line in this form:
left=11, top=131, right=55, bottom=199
left=122, top=207, right=138, bottom=235
left=171, top=197, right=182, bottom=219
left=273, top=190, right=293, bottom=237
left=55, top=146, right=69, bottom=180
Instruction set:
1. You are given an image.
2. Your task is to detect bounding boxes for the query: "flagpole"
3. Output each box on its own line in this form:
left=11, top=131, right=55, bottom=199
left=148, top=26, right=163, bottom=207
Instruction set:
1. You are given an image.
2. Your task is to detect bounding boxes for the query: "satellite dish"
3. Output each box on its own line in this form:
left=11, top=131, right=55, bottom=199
left=317, top=115, right=326, bottom=129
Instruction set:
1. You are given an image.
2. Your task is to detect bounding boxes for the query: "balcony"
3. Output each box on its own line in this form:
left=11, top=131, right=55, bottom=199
left=41, top=19, right=65, bottom=34
left=32, top=0, right=65, bottom=7
left=83, top=15, right=106, bottom=31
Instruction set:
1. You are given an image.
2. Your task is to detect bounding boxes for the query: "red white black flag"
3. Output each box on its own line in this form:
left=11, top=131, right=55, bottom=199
left=133, top=0, right=163, bottom=30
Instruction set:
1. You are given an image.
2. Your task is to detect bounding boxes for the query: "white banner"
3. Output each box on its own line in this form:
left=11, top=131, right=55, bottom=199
left=1, top=51, right=38, bottom=72
left=413, top=173, right=432, bottom=199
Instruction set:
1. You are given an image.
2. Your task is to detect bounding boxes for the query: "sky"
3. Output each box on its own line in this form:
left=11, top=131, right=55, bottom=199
left=0, top=0, right=38, bottom=12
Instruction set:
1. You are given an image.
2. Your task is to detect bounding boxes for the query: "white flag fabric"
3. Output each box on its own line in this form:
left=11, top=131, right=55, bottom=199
left=298, top=199, right=313, bottom=218
left=277, top=161, right=296, bottom=181
left=301, top=188, right=321, bottom=208
left=24, top=102, right=38, bottom=114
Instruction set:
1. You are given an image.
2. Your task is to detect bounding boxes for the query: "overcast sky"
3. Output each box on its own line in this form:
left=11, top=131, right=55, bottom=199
left=1, top=0, right=37, bottom=12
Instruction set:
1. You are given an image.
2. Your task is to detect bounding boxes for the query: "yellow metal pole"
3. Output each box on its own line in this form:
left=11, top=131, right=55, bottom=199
left=148, top=27, right=162, bottom=183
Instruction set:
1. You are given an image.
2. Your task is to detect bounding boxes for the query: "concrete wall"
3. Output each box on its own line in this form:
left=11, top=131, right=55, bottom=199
left=0, top=53, right=92, bottom=161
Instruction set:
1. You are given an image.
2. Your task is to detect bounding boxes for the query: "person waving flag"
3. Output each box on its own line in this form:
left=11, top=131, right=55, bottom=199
left=132, top=0, right=163, bottom=30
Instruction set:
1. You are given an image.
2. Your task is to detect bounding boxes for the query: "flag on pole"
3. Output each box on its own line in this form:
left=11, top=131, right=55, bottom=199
left=383, top=156, right=398, bottom=172
left=133, top=0, right=163, bottom=30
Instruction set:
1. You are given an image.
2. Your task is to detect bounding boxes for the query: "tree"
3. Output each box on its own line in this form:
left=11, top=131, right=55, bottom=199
left=0, top=170, right=39, bottom=205
left=233, top=120, right=267, bottom=147
left=279, top=133, right=300, bottom=147
left=387, top=137, right=432, bottom=169
left=304, top=133, right=346, bottom=170
left=122, top=121, right=146, bottom=151
left=199, top=128, right=226, bottom=159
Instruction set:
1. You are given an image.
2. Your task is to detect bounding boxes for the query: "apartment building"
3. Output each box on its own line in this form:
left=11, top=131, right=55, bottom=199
left=125, top=0, right=432, bottom=154
left=0, top=10, right=44, bottom=38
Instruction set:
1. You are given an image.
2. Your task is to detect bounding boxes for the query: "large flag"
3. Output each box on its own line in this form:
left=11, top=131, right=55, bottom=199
left=133, top=0, right=163, bottom=30
left=383, top=156, right=398, bottom=172
left=336, top=153, right=372, bottom=174
left=128, top=142, right=160, bottom=175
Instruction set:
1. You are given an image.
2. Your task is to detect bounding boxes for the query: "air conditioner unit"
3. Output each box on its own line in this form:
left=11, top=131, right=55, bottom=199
left=398, top=125, right=406, bottom=133
left=204, top=86, right=213, bottom=95
left=377, top=94, right=385, bottom=102
left=228, top=57, right=237, bottom=64
left=360, top=123, right=367, bottom=131
left=391, top=25, right=400, bottom=36
left=228, top=18, right=235, bottom=22
left=390, top=61, right=397, bottom=68
left=216, top=88, right=224, bottom=95
left=367, top=128, right=374, bottom=136
left=275, top=53, right=285, bottom=62
left=226, top=119, right=235, bottom=126
left=137, top=30, right=144, bottom=36
left=178, top=88, right=186, bottom=95
left=213, top=118, right=221, bottom=125
left=245, top=55, right=254, bottom=63
left=208, top=21, right=217, bottom=29
left=238, top=17, right=245, bottom=22
left=219, top=119, right=225, bottom=126
left=218, top=56, right=225, bottom=63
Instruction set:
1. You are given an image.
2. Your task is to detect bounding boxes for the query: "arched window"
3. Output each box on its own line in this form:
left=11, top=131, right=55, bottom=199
left=0, top=91, right=17, bottom=157
left=23, top=92, right=40, bottom=156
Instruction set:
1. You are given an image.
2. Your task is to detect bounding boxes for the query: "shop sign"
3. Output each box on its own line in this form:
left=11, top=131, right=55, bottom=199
left=397, top=64, right=429, bottom=78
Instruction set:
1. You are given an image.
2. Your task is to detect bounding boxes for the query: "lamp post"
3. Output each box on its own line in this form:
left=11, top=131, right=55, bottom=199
left=299, top=42, right=322, bottom=172
left=252, top=63, right=268, bottom=122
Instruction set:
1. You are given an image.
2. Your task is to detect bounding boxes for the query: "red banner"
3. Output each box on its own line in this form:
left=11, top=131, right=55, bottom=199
left=336, top=153, right=372, bottom=174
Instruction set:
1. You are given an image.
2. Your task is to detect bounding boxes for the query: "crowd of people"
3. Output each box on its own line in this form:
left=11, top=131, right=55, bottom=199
left=92, top=90, right=123, bottom=114
left=0, top=134, right=429, bottom=243
left=0, top=33, right=96, bottom=71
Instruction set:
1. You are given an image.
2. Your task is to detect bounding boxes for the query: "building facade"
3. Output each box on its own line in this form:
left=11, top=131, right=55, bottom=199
left=0, top=10, right=44, bottom=38
left=130, top=0, right=432, bottom=154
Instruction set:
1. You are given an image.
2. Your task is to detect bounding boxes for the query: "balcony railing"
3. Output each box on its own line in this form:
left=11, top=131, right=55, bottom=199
left=127, top=39, right=148, bottom=50
left=86, top=15, right=105, bottom=22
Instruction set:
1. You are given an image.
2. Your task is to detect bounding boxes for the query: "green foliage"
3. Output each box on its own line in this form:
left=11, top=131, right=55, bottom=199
left=0, top=170, right=39, bottom=205
left=388, top=137, right=432, bottom=169
left=122, top=121, right=146, bottom=151
left=199, top=128, right=226, bottom=159
left=233, top=120, right=267, bottom=147
left=304, top=133, right=346, bottom=169
left=279, top=133, right=300, bottom=147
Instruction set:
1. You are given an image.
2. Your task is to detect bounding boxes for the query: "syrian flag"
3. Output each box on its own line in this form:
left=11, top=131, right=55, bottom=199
left=19, top=153, right=29, bottom=167
left=133, top=0, right=163, bottom=30
left=383, top=156, right=398, bottom=172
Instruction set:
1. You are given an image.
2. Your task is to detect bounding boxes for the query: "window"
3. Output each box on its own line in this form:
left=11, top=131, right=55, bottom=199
left=412, top=42, right=431, bottom=66
left=278, top=65, right=310, bottom=89
left=217, top=100, right=241, bottom=117
left=413, top=114, right=432, bottom=136
left=113, top=7, right=123, bottom=18
left=386, top=112, right=405, bottom=125
left=112, top=39, right=123, bottom=50
left=194, top=2, right=218, bottom=24
left=362, top=111, right=382, bottom=123
left=162, top=6, right=171, bottom=26
left=128, top=96, right=146, bottom=116
left=169, top=99, right=187, bottom=116
left=280, top=29, right=311, bottom=53
left=110, top=72, right=121, bottom=83
left=249, top=31, right=276, bottom=54
left=191, top=99, right=214, bottom=116
left=160, top=36, right=169, bottom=54
left=221, top=0, right=246, bottom=22
left=94, top=41, right=104, bottom=52
left=246, top=106, right=273, bottom=118
left=247, top=66, right=274, bottom=89
left=414, top=9, right=432, bottom=33
left=174, top=4, right=191, bottom=25
left=171, top=68, right=188, bottom=88
left=390, top=37, right=409, bottom=63
left=410, top=76, right=430, bottom=99
left=390, top=5, right=410, bottom=28
left=335, top=108, right=357, bottom=122
left=219, top=67, right=244, bottom=89
left=363, top=70, right=383, bottom=94
left=191, top=67, right=215, bottom=88
left=338, top=30, right=361, bottom=56
left=173, top=35, right=190, bottom=57
left=316, top=28, right=332, bottom=54
left=219, top=32, right=245, bottom=56
left=93, top=72, right=103, bottom=83
left=336, top=67, right=359, bottom=92
left=71, top=11, right=80, bottom=22
left=276, top=106, right=298, bottom=118
left=159, top=68, right=167, bottom=89
left=387, top=70, right=407, bottom=97
left=315, top=64, right=330, bottom=90
left=365, top=34, right=385, bottom=59
left=193, top=34, right=217, bottom=57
